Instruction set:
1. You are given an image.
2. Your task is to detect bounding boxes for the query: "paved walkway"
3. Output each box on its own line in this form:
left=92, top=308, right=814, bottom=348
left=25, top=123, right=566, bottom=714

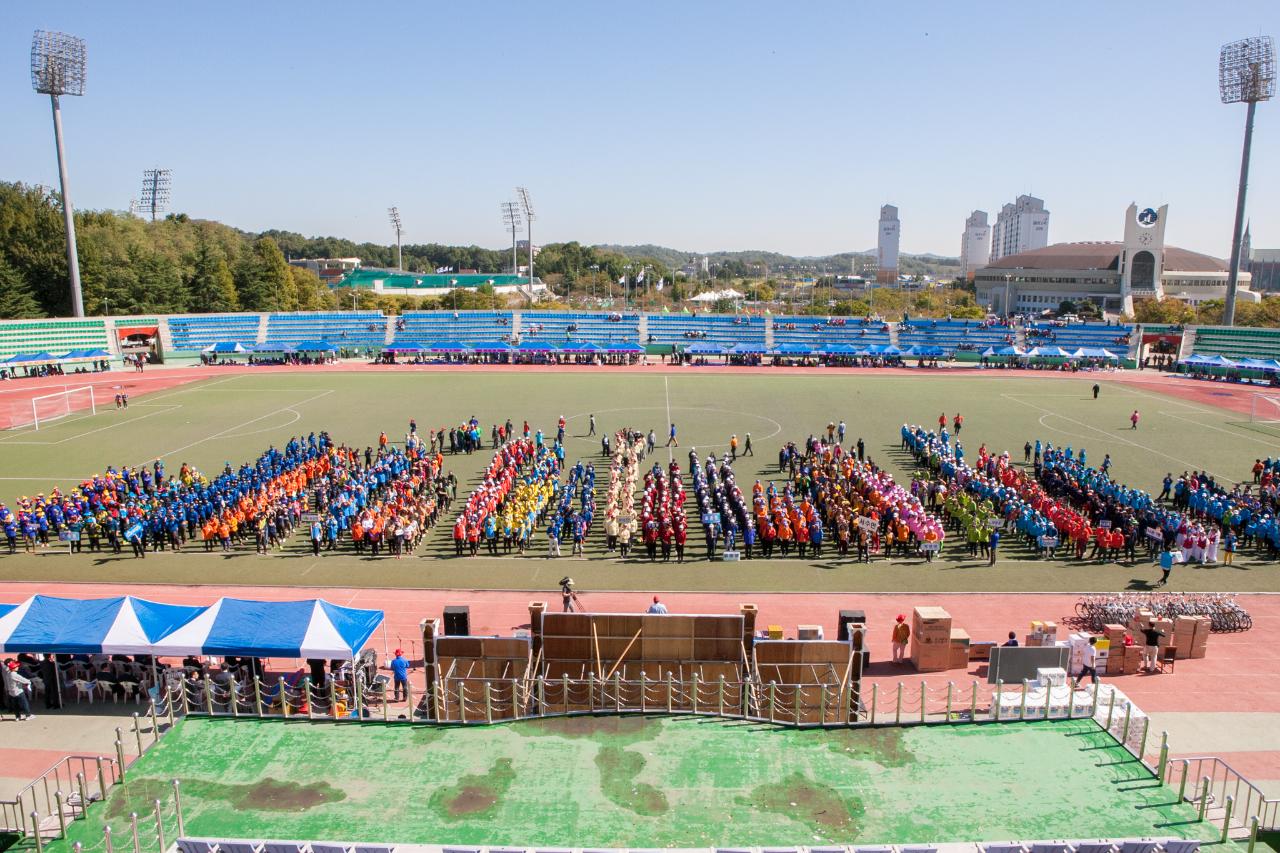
left=2, top=582, right=1276, bottom=801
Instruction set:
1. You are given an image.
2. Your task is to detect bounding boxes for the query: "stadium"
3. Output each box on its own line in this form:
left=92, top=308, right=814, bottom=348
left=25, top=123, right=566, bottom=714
left=3, top=9, right=1280, bottom=853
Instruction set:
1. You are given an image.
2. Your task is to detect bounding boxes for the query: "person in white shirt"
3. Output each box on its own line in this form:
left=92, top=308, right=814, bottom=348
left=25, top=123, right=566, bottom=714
left=647, top=596, right=668, bottom=615
left=1076, top=637, right=1100, bottom=687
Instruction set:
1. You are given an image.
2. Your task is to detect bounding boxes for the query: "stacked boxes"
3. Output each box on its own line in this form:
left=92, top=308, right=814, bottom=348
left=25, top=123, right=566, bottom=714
left=1025, top=620, right=1058, bottom=647
left=1123, top=644, right=1143, bottom=674
left=1103, top=624, right=1128, bottom=675
left=911, top=606, right=952, bottom=672
left=949, top=628, right=971, bottom=670
left=1190, top=616, right=1210, bottom=659
left=1173, top=616, right=1197, bottom=659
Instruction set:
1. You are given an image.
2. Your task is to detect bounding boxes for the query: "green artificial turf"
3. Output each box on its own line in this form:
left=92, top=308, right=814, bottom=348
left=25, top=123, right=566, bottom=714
left=37, top=715, right=1231, bottom=850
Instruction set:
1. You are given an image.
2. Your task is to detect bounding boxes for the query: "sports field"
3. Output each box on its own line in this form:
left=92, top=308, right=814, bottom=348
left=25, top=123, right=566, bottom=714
left=0, top=367, right=1273, bottom=592
left=48, top=715, right=1224, bottom=849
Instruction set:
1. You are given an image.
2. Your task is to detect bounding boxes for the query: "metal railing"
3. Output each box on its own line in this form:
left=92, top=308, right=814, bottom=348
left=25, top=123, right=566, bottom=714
left=1164, top=754, right=1279, bottom=835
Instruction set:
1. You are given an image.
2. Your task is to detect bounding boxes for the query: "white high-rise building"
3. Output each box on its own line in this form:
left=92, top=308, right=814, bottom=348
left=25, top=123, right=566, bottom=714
left=960, top=210, right=991, bottom=281
left=990, top=195, right=1050, bottom=262
left=876, top=204, right=900, bottom=284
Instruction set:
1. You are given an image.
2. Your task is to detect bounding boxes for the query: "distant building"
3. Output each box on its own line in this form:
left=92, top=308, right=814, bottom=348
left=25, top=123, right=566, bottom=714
left=974, top=203, right=1256, bottom=314
left=990, top=195, right=1049, bottom=262
left=960, top=210, right=991, bottom=281
left=1242, top=225, right=1280, bottom=293
left=289, top=257, right=361, bottom=285
left=876, top=204, right=900, bottom=284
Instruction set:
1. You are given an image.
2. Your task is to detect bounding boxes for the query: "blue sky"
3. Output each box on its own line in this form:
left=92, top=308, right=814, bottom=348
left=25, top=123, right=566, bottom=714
left=2, top=2, right=1277, bottom=258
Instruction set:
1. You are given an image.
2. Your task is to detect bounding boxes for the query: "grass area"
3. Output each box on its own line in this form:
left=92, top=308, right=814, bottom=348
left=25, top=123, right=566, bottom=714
left=40, top=715, right=1226, bottom=849
left=0, top=369, right=1273, bottom=593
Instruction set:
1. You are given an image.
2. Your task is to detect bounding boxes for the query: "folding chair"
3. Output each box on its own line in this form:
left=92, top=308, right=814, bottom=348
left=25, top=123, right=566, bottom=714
left=1032, top=843, right=1070, bottom=853
left=1117, top=842, right=1157, bottom=853
left=1158, top=648, right=1176, bottom=673
left=263, top=843, right=309, bottom=853
left=220, top=841, right=264, bottom=853
left=177, top=840, right=218, bottom=853
left=982, top=844, right=1026, bottom=853
left=310, top=844, right=349, bottom=853
left=1162, top=842, right=1199, bottom=853
left=1072, top=843, right=1115, bottom=853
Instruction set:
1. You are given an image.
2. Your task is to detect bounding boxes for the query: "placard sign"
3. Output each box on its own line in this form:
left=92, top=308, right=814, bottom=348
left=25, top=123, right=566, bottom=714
left=701, top=512, right=721, bottom=527
left=721, top=550, right=740, bottom=562
left=1038, top=535, right=1059, bottom=548
left=919, top=541, right=941, bottom=552
left=58, top=530, right=81, bottom=542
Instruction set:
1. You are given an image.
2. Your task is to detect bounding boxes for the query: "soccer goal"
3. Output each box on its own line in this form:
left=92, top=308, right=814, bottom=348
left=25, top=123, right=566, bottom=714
left=30, top=385, right=96, bottom=430
left=1250, top=393, right=1280, bottom=424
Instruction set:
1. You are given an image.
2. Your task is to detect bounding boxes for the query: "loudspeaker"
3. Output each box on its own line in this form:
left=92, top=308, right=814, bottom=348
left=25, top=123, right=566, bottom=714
left=838, top=609, right=867, bottom=642
left=443, top=605, right=470, bottom=637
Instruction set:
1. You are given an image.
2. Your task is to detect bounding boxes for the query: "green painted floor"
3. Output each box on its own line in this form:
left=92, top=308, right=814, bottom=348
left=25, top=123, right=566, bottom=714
left=46, top=716, right=1226, bottom=850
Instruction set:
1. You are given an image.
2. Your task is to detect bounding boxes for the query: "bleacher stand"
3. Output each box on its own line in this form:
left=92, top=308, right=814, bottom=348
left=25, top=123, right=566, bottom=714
left=1026, top=322, right=1133, bottom=352
left=392, top=311, right=514, bottom=346
left=168, top=315, right=261, bottom=351
left=1191, top=326, right=1280, bottom=361
left=264, top=312, right=386, bottom=348
left=771, top=316, right=892, bottom=349
left=518, top=311, right=640, bottom=345
left=646, top=313, right=765, bottom=348
left=898, top=319, right=1015, bottom=355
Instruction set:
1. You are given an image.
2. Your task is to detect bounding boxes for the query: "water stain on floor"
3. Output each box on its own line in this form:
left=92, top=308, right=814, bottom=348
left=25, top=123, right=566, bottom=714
left=107, top=777, right=345, bottom=819
left=742, top=772, right=861, bottom=834
left=430, top=758, right=515, bottom=820
left=819, top=726, right=916, bottom=768
left=596, top=745, right=669, bottom=816
left=512, top=714, right=660, bottom=747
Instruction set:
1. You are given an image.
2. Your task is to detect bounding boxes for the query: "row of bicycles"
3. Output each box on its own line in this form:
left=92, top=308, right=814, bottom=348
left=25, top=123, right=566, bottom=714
left=1072, top=592, right=1253, bottom=633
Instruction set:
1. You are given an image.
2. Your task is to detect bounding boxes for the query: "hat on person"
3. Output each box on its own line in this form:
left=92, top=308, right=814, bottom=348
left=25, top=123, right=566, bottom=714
left=653, top=596, right=660, bottom=603
left=394, top=648, right=403, bottom=657
left=895, top=614, right=905, bottom=623
left=6, top=661, right=18, bottom=670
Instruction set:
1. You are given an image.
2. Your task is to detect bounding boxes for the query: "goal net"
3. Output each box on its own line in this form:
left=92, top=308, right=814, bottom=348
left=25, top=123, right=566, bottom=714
left=30, top=385, right=96, bottom=430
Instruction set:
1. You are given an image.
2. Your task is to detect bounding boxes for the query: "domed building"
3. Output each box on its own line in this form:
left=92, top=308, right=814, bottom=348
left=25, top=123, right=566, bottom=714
left=973, top=203, right=1256, bottom=315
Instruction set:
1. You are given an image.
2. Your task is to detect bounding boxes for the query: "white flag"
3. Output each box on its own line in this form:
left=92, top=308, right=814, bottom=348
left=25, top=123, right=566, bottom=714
left=618, top=275, right=626, bottom=285
left=656, top=278, right=665, bottom=291
left=636, top=269, right=646, bottom=284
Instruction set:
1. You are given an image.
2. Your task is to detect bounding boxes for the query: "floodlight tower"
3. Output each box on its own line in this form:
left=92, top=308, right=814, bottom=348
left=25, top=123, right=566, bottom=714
left=501, top=202, right=522, bottom=275
left=388, top=207, right=404, bottom=270
left=1219, top=36, right=1275, bottom=326
left=516, top=186, right=535, bottom=285
left=140, top=168, right=171, bottom=222
left=31, top=30, right=87, bottom=317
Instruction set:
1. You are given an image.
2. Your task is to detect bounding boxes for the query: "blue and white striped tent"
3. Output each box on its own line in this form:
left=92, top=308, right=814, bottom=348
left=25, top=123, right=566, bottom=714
left=148, top=598, right=383, bottom=659
left=0, top=595, right=205, bottom=655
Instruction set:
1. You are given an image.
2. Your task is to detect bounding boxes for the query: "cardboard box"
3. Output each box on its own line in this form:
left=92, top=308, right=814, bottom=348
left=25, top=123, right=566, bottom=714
left=1189, top=644, right=1207, bottom=659
left=1174, top=615, right=1198, bottom=636
left=949, top=628, right=971, bottom=645
left=1123, top=645, right=1143, bottom=674
left=949, top=645, right=970, bottom=670
left=969, top=641, right=994, bottom=661
left=1106, top=654, right=1125, bottom=675
left=797, top=624, right=823, bottom=640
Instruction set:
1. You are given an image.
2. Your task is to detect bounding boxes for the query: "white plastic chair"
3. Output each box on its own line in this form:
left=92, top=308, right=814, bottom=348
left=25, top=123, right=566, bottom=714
left=118, top=681, right=141, bottom=703
left=72, top=679, right=98, bottom=704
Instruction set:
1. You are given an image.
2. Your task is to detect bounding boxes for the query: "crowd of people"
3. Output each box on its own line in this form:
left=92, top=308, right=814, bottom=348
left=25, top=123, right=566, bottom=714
left=451, top=434, right=561, bottom=556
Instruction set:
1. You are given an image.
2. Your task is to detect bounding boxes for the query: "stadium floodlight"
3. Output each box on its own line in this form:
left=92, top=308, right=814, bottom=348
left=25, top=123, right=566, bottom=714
left=516, top=186, right=536, bottom=285
left=388, top=206, right=404, bottom=270
left=140, top=168, right=171, bottom=222
left=1219, top=36, right=1275, bottom=326
left=31, top=30, right=87, bottom=317
left=501, top=201, right=522, bottom=275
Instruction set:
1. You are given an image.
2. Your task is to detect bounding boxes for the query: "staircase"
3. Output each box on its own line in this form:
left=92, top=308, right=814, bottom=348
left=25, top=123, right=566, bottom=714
left=887, top=324, right=900, bottom=348
left=763, top=315, right=774, bottom=349
left=255, top=313, right=269, bottom=345
left=1177, top=326, right=1197, bottom=361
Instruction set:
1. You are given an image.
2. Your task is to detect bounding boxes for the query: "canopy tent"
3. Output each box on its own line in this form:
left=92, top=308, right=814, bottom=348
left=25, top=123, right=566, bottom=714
left=0, top=595, right=206, bottom=655
left=471, top=341, right=512, bottom=353
left=5, top=352, right=58, bottom=366
left=0, top=602, right=20, bottom=620
left=689, top=289, right=744, bottom=303
left=1027, top=345, right=1072, bottom=358
left=248, top=342, right=295, bottom=354
left=383, top=344, right=423, bottom=354
left=515, top=340, right=555, bottom=352
left=149, top=598, right=383, bottom=659
left=771, top=342, right=814, bottom=356
left=982, top=345, right=1026, bottom=358
left=1236, top=357, right=1280, bottom=372
left=1070, top=347, right=1119, bottom=360
left=905, top=344, right=948, bottom=357
left=202, top=342, right=247, bottom=354
left=292, top=340, right=337, bottom=353
left=557, top=341, right=601, bottom=353
left=822, top=343, right=861, bottom=356
left=729, top=343, right=767, bottom=355
left=59, top=348, right=111, bottom=361
left=604, top=342, right=644, bottom=353
left=685, top=342, right=726, bottom=355
left=429, top=341, right=472, bottom=353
